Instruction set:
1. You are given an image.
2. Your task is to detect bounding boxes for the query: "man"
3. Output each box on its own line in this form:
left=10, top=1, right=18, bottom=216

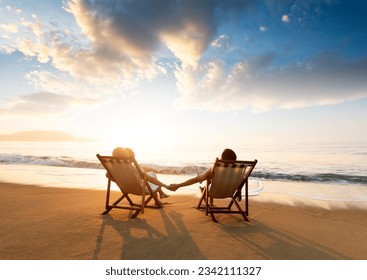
left=168, top=148, right=237, bottom=192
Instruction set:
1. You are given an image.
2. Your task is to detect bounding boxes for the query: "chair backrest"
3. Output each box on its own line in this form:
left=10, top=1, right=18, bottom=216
left=97, top=154, right=149, bottom=196
left=209, top=158, right=257, bottom=198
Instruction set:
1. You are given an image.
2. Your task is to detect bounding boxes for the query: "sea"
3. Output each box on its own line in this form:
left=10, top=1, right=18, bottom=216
left=1, top=141, right=367, bottom=203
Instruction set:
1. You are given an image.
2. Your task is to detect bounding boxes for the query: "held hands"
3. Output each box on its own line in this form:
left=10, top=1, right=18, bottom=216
left=168, top=184, right=180, bottom=192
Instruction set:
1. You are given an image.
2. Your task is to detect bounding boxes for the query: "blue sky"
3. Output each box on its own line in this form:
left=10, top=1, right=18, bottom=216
left=1, top=0, right=367, bottom=151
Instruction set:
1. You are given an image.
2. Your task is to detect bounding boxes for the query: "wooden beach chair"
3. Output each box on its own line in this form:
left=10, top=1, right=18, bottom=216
left=197, top=158, right=257, bottom=223
left=96, top=154, right=162, bottom=218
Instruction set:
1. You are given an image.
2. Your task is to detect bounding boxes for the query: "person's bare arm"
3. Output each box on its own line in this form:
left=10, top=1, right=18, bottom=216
left=168, top=169, right=211, bottom=191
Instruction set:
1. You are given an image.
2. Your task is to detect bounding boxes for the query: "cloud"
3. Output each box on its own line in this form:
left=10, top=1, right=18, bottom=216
left=259, top=26, right=267, bottom=32
left=8, top=0, right=241, bottom=94
left=0, top=45, right=15, bottom=54
left=0, top=23, right=19, bottom=33
left=282, top=15, right=290, bottom=22
left=0, top=92, right=102, bottom=115
left=174, top=52, right=367, bottom=112
left=211, top=34, right=231, bottom=51
left=65, top=0, right=248, bottom=68
left=4, top=0, right=251, bottom=98
left=4, top=1, right=168, bottom=97
left=4, top=0, right=366, bottom=115
left=19, top=15, right=43, bottom=37
left=5, top=5, right=22, bottom=14
left=24, top=69, right=142, bottom=100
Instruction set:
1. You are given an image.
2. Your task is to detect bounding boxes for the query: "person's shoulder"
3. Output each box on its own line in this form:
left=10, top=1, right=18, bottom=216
left=203, top=168, right=211, bottom=177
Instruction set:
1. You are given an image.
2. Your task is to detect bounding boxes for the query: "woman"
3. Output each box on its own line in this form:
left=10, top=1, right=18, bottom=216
left=110, top=147, right=170, bottom=199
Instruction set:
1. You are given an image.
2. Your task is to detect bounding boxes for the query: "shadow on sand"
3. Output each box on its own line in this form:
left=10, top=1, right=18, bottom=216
left=93, top=201, right=352, bottom=260
left=215, top=217, right=352, bottom=260
left=93, top=208, right=206, bottom=260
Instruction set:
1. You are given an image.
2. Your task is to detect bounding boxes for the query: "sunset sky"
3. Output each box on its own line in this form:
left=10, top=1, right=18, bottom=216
left=1, top=0, right=367, bottom=151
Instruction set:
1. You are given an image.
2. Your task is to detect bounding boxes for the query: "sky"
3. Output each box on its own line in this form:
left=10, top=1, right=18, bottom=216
left=1, top=0, right=367, bottom=152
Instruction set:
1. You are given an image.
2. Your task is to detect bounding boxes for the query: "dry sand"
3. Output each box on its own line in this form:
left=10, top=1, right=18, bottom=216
left=0, top=181, right=366, bottom=260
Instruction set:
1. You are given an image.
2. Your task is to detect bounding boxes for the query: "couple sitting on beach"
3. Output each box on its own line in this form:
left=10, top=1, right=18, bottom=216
left=110, top=147, right=238, bottom=201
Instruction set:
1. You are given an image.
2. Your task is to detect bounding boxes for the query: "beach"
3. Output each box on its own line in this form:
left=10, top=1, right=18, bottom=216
left=1, top=0, right=367, bottom=272
left=1, top=177, right=367, bottom=260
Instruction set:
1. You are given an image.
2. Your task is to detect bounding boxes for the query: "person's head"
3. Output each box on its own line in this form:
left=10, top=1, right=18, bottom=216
left=125, top=148, right=135, bottom=159
left=112, top=147, right=129, bottom=157
left=221, top=148, right=237, bottom=160
left=112, top=147, right=135, bottom=159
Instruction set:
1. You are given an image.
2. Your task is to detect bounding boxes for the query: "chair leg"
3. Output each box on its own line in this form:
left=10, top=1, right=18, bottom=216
left=102, top=207, right=112, bottom=215
left=197, top=188, right=206, bottom=209
left=209, top=213, right=218, bottom=223
left=197, top=186, right=218, bottom=221
left=151, top=192, right=162, bottom=208
left=102, top=193, right=128, bottom=215
left=141, top=187, right=145, bottom=214
left=143, top=194, right=162, bottom=208
left=205, top=188, right=209, bottom=217
left=228, top=188, right=242, bottom=208
left=232, top=198, right=249, bottom=222
left=131, top=209, right=142, bottom=218
left=207, top=204, right=218, bottom=223
left=103, top=179, right=112, bottom=213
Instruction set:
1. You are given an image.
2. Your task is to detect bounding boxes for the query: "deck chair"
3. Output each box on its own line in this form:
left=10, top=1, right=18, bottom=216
left=96, top=154, right=162, bottom=218
left=197, top=158, right=257, bottom=223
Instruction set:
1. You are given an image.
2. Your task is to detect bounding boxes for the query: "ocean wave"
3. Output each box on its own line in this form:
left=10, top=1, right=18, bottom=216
left=252, top=171, right=367, bottom=185
left=0, top=153, right=209, bottom=174
left=0, top=154, right=102, bottom=170
left=1, top=153, right=366, bottom=185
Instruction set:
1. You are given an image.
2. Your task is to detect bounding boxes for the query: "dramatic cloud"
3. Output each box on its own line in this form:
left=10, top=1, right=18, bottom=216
left=2, top=0, right=250, bottom=99
left=2, top=1, right=167, bottom=97
left=174, top=52, right=367, bottom=112
left=4, top=0, right=248, bottom=98
left=66, top=0, right=248, bottom=67
left=2, top=0, right=366, bottom=114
